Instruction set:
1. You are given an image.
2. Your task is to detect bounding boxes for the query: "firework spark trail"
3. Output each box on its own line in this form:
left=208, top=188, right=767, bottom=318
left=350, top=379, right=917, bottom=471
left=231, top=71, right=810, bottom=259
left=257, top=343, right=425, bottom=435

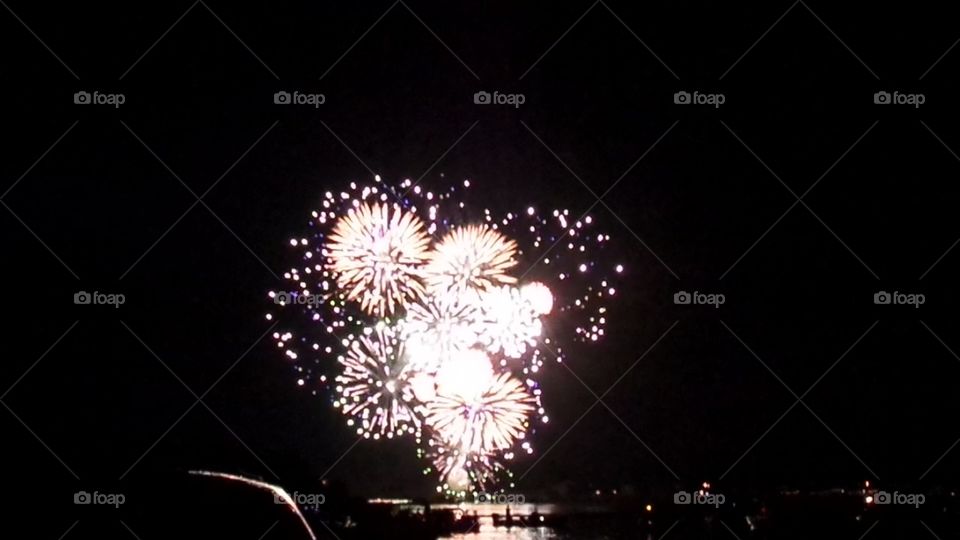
left=268, top=175, right=622, bottom=495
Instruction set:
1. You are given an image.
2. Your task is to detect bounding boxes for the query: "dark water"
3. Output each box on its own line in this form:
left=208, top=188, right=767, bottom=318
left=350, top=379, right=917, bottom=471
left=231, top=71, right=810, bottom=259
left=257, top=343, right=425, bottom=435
left=432, top=502, right=955, bottom=540
left=439, top=518, right=944, bottom=540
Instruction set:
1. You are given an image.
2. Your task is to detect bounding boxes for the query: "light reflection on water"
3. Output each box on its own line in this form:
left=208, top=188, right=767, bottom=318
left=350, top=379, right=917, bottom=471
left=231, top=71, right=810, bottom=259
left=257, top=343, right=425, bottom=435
left=440, top=518, right=561, bottom=540
left=430, top=503, right=562, bottom=539
left=428, top=503, right=640, bottom=540
left=430, top=502, right=564, bottom=515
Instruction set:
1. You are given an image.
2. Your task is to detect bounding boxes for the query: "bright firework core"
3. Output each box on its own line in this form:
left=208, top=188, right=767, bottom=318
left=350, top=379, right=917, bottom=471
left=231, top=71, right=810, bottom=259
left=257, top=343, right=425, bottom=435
left=269, top=176, right=621, bottom=496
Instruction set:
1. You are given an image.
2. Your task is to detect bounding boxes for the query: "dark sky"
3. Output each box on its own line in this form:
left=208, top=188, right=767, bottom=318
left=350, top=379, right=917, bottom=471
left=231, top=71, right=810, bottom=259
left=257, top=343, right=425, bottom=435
left=3, top=0, right=960, bottom=521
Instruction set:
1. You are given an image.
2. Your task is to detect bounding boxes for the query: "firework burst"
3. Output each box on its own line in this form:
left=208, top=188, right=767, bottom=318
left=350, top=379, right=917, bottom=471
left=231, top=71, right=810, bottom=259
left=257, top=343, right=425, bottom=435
left=423, top=224, right=518, bottom=296
left=325, top=201, right=430, bottom=316
left=419, top=433, right=511, bottom=493
left=268, top=174, right=622, bottom=495
left=473, top=285, right=544, bottom=360
left=424, top=372, right=537, bottom=454
left=400, top=295, right=483, bottom=373
left=333, top=323, right=420, bottom=439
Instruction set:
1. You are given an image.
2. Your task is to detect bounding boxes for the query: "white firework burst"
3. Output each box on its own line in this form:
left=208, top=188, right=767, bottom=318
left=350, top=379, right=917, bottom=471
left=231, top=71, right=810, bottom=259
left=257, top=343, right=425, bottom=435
left=334, top=323, right=420, bottom=439
left=422, top=224, right=518, bottom=296
left=433, top=348, right=495, bottom=401
left=401, top=295, right=484, bottom=373
left=424, top=372, right=537, bottom=455
left=420, top=434, right=505, bottom=494
left=325, top=202, right=430, bottom=316
left=521, top=281, right=553, bottom=315
left=271, top=175, right=624, bottom=495
left=474, top=285, right=544, bottom=359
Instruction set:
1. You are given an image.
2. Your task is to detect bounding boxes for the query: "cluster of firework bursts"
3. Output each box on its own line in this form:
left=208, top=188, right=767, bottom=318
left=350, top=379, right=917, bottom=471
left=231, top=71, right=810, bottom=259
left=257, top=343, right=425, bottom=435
left=268, top=175, right=622, bottom=496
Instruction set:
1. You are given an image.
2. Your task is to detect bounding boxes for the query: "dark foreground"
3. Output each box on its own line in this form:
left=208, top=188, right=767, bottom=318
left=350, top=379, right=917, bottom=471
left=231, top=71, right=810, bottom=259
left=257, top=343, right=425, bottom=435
left=61, top=472, right=960, bottom=539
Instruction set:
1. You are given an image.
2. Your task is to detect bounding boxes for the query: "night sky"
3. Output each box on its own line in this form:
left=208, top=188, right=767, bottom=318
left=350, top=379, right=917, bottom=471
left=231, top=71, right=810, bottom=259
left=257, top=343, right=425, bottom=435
left=3, top=0, right=960, bottom=527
